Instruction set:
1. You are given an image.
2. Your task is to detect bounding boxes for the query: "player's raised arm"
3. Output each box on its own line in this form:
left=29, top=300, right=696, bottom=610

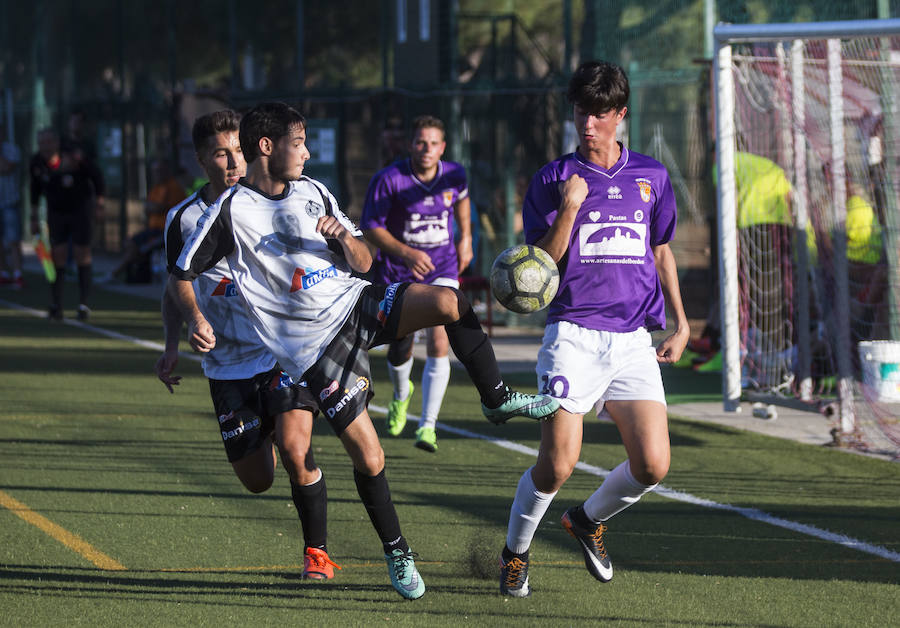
left=317, top=215, right=372, bottom=273
left=532, top=174, right=587, bottom=263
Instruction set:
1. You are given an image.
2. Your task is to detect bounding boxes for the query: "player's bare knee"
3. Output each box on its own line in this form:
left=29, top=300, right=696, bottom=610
left=352, top=447, right=385, bottom=477
left=436, top=286, right=465, bottom=322
left=278, top=447, right=314, bottom=483
left=534, top=458, right=575, bottom=491
left=631, top=457, right=669, bottom=485
left=239, top=473, right=274, bottom=494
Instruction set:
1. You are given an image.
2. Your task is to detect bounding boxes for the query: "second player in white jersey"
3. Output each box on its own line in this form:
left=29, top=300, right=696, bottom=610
left=164, top=190, right=275, bottom=380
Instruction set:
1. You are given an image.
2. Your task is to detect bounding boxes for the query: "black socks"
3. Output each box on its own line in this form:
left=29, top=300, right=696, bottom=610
left=291, top=474, right=328, bottom=551
left=445, top=296, right=506, bottom=408
left=353, top=468, right=408, bottom=554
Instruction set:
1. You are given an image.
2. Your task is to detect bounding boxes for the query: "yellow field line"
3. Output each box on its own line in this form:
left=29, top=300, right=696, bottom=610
left=0, top=489, right=126, bottom=571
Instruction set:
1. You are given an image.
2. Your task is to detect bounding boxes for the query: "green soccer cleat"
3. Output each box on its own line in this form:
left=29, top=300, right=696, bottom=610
left=384, top=548, right=425, bottom=599
left=414, top=426, right=438, bottom=453
left=482, top=388, right=559, bottom=425
left=387, top=381, right=414, bottom=436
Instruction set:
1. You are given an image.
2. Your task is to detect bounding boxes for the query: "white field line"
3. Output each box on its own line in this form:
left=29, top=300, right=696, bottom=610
left=5, top=297, right=898, bottom=564
left=371, top=404, right=900, bottom=564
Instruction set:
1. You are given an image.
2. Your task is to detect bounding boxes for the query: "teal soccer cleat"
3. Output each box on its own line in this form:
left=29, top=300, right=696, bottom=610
left=385, top=548, right=425, bottom=599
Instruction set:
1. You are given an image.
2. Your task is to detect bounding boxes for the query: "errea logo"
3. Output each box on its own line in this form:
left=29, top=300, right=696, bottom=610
left=607, top=186, right=622, bottom=200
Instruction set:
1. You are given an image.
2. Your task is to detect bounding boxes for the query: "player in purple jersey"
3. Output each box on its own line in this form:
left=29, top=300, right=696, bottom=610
left=361, top=115, right=473, bottom=453
left=168, top=102, right=558, bottom=600
left=498, top=61, right=690, bottom=597
left=154, top=110, right=338, bottom=580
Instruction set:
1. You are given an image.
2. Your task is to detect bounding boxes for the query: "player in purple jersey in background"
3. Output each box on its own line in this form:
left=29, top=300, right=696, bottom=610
left=361, top=116, right=473, bottom=453
left=498, top=60, right=690, bottom=597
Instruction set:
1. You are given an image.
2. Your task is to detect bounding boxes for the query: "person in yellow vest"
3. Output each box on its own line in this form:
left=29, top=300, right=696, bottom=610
left=846, top=186, right=887, bottom=343
left=688, top=151, right=794, bottom=382
left=736, top=152, right=795, bottom=387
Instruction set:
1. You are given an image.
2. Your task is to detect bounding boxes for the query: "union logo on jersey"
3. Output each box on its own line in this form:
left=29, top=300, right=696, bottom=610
left=442, top=189, right=454, bottom=207
left=636, top=178, right=652, bottom=203
left=211, top=278, right=237, bottom=297
left=290, top=265, right=339, bottom=292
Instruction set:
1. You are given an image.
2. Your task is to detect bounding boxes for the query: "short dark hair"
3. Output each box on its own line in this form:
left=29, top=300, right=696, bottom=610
left=567, top=60, right=629, bottom=114
left=411, top=115, right=445, bottom=138
left=191, top=109, right=241, bottom=153
left=239, top=102, right=306, bottom=163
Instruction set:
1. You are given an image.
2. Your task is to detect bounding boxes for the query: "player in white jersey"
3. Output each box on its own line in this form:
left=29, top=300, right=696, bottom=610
left=498, top=61, right=690, bottom=597
left=168, top=102, right=558, bottom=600
left=155, top=110, right=338, bottom=580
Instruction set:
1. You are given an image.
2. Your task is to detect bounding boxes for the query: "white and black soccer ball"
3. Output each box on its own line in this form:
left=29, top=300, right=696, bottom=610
left=490, top=244, right=559, bottom=314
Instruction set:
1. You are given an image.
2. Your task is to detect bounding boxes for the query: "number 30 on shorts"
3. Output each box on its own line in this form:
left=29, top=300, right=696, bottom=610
left=541, top=374, right=569, bottom=398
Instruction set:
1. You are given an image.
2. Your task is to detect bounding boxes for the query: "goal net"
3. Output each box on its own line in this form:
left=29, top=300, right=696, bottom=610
left=714, top=19, right=900, bottom=458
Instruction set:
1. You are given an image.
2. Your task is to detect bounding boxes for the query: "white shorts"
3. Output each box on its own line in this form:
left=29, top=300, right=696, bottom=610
left=431, top=276, right=460, bottom=289
left=536, top=321, right=666, bottom=416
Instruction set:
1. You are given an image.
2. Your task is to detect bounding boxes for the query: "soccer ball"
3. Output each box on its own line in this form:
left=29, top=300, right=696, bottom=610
left=490, top=244, right=559, bottom=314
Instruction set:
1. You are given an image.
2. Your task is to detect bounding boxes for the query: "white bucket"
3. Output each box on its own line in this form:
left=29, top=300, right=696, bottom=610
left=858, top=341, right=900, bottom=403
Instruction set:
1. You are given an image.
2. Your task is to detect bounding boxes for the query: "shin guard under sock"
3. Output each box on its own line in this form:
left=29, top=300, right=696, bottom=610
left=445, top=297, right=505, bottom=407
left=291, top=470, right=328, bottom=550
left=353, top=468, right=407, bottom=554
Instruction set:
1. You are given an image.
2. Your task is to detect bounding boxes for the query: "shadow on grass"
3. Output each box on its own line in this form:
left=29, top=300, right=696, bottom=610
left=398, top=490, right=900, bottom=585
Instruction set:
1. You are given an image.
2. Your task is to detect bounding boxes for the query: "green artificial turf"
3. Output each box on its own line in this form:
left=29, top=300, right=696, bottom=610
left=1, top=275, right=898, bottom=626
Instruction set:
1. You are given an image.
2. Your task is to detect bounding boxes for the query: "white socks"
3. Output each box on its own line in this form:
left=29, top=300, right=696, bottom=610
left=583, top=460, right=657, bottom=522
left=419, top=356, right=450, bottom=429
left=387, top=356, right=413, bottom=401
left=506, top=467, right=557, bottom=554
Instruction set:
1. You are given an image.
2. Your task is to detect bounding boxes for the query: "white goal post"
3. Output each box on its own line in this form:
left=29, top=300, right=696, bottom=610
left=714, top=19, right=900, bottom=431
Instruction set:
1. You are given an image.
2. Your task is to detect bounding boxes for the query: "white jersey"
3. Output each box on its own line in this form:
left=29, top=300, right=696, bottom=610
left=172, top=177, right=368, bottom=380
left=164, top=187, right=277, bottom=380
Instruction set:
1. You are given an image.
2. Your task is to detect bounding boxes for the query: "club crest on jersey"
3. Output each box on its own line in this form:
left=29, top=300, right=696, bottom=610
left=211, top=277, right=237, bottom=297
left=442, top=189, right=454, bottom=207
left=319, top=379, right=339, bottom=401
left=305, top=199, right=325, bottom=218
left=636, top=178, right=652, bottom=203
left=325, top=377, right=370, bottom=418
left=290, top=265, right=338, bottom=292
left=607, top=186, right=622, bottom=200
left=377, top=282, right=401, bottom=325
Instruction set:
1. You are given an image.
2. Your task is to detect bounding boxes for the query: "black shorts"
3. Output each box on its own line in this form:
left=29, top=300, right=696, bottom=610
left=209, top=365, right=318, bottom=463
left=47, top=208, right=93, bottom=247
left=303, top=282, right=409, bottom=435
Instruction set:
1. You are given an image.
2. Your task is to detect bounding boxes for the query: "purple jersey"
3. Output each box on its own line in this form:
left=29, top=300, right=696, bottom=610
left=523, top=146, right=677, bottom=332
left=361, top=158, right=468, bottom=284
